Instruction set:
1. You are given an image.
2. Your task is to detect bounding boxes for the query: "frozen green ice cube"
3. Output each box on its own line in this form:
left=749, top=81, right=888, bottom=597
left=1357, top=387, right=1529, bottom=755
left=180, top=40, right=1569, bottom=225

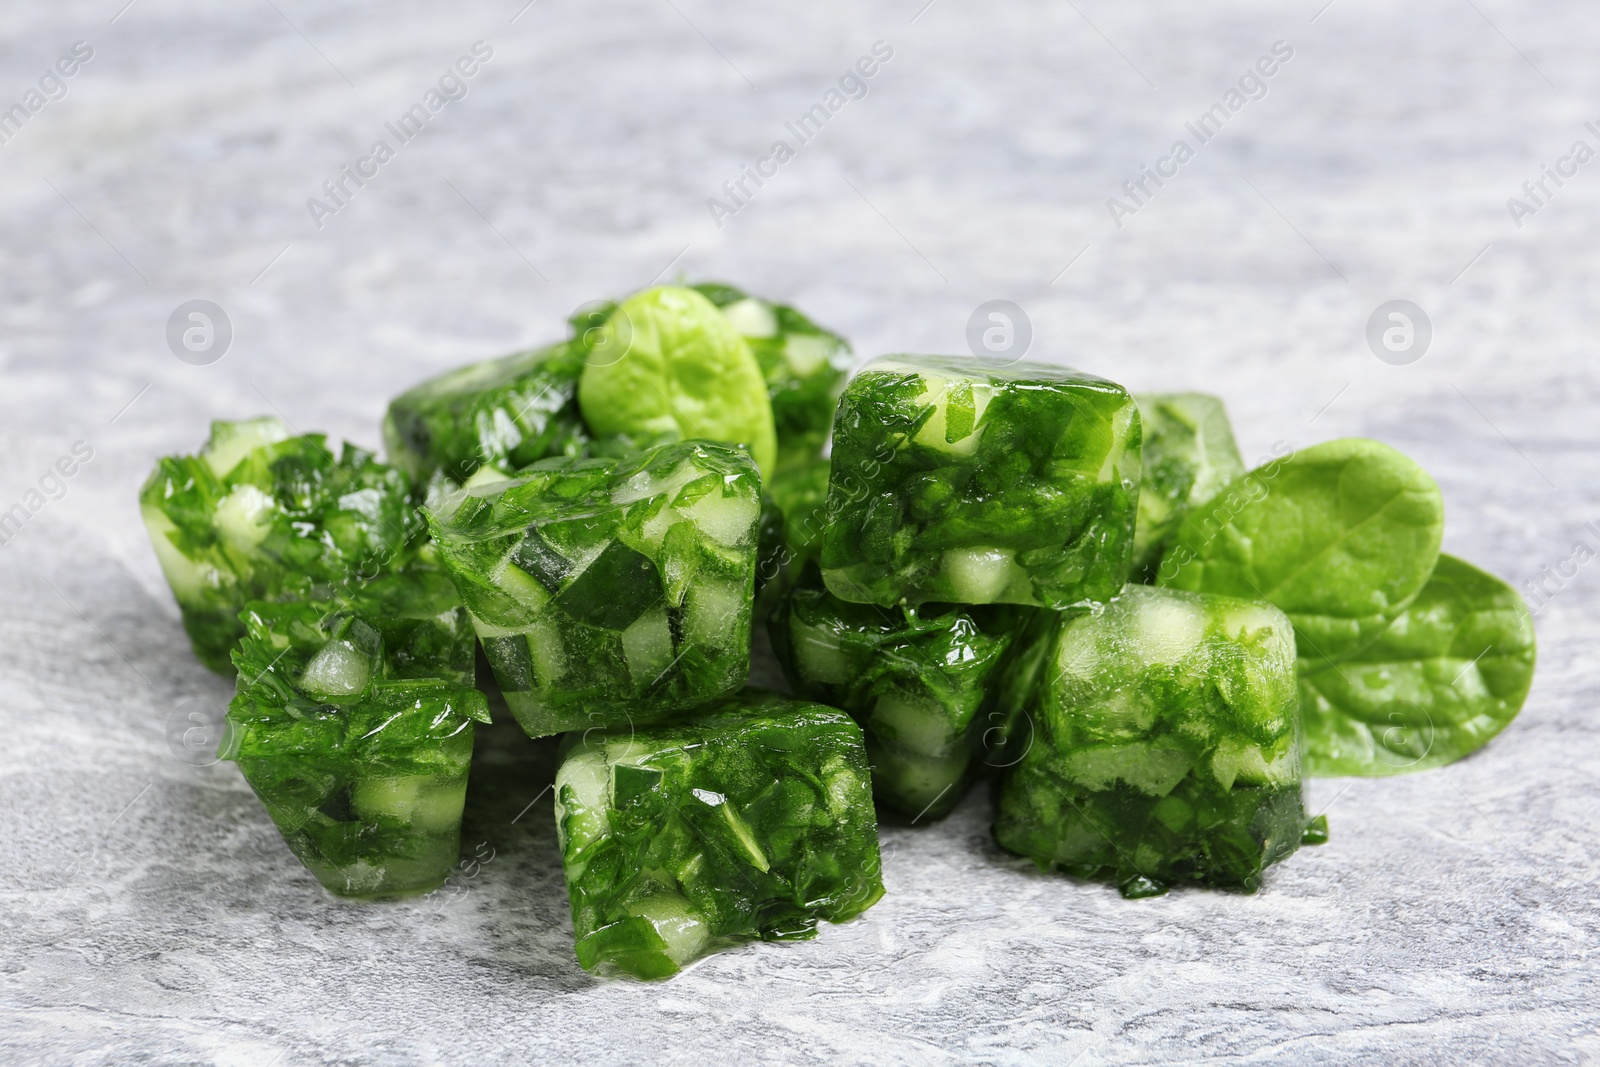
left=977, top=606, right=1066, bottom=773
left=222, top=594, right=488, bottom=899
left=691, top=282, right=852, bottom=473
left=425, top=440, right=760, bottom=738
left=771, top=579, right=1016, bottom=820
left=1132, top=393, right=1245, bottom=582
left=139, top=417, right=426, bottom=673
left=554, top=690, right=884, bottom=979
left=994, top=584, right=1307, bottom=897
left=382, top=341, right=587, bottom=486
left=820, top=356, right=1141, bottom=609
left=755, top=457, right=831, bottom=608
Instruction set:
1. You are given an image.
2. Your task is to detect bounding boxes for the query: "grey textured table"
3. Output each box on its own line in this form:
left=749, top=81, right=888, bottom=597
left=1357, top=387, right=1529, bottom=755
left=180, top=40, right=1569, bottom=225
left=2, top=1, right=1597, bottom=1063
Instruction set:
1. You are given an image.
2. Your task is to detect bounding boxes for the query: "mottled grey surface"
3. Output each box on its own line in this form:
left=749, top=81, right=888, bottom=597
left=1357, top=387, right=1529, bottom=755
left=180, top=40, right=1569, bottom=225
left=2, top=0, right=1598, bottom=1063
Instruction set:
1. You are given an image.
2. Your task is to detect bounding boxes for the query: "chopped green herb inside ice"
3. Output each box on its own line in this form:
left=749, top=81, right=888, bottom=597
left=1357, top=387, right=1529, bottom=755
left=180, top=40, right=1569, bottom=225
left=756, top=458, right=832, bottom=610
left=692, top=282, right=851, bottom=473
left=140, top=418, right=426, bottom=673
left=771, top=579, right=1017, bottom=819
left=821, top=356, right=1142, bottom=609
left=995, top=584, right=1308, bottom=897
left=382, top=341, right=587, bottom=485
left=222, top=597, right=488, bottom=899
left=555, top=690, right=884, bottom=979
left=1132, top=393, right=1245, bottom=582
left=425, top=439, right=760, bottom=738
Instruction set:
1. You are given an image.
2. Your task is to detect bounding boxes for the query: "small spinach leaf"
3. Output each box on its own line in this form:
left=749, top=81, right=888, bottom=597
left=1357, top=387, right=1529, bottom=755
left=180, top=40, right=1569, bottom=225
left=578, top=285, right=778, bottom=477
left=1157, top=437, right=1444, bottom=670
left=1299, top=553, right=1536, bottom=776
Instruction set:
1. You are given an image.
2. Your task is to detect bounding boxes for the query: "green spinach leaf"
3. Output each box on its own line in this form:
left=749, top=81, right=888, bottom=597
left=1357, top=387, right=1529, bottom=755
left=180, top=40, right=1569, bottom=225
left=578, top=285, right=778, bottom=477
left=1157, top=437, right=1444, bottom=670
left=1299, top=553, right=1536, bottom=776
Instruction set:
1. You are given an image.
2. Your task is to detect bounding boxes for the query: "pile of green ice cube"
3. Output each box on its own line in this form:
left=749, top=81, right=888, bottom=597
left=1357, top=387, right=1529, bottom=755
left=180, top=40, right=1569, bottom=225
left=140, top=282, right=1536, bottom=978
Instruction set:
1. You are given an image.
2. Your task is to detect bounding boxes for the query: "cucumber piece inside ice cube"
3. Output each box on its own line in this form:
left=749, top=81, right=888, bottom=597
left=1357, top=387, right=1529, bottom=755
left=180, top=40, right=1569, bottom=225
left=461, top=464, right=511, bottom=490
left=1061, top=742, right=1196, bottom=796
left=622, top=608, right=674, bottom=687
left=1209, top=735, right=1297, bottom=790
left=350, top=774, right=467, bottom=834
left=526, top=619, right=566, bottom=687
left=793, top=621, right=850, bottom=685
left=556, top=540, right=663, bottom=630
left=943, top=546, right=1016, bottom=603
left=631, top=894, right=711, bottom=967
left=555, top=747, right=611, bottom=853
left=201, top=416, right=291, bottom=478
left=213, top=484, right=277, bottom=552
left=912, top=377, right=992, bottom=456
left=140, top=504, right=227, bottom=601
left=682, top=578, right=747, bottom=650
left=781, top=334, right=835, bottom=378
left=720, top=297, right=778, bottom=338
left=1132, top=593, right=1207, bottom=666
left=493, top=555, right=553, bottom=610
left=300, top=639, right=373, bottom=697
left=868, top=691, right=961, bottom=758
left=866, top=739, right=968, bottom=818
left=682, top=490, right=759, bottom=548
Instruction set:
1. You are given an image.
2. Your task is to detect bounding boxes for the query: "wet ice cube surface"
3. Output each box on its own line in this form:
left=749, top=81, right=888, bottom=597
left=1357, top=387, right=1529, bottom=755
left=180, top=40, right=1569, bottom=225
left=426, top=440, right=761, bottom=739
left=995, top=584, right=1306, bottom=896
left=552, top=691, right=884, bottom=980
left=223, top=600, right=487, bottom=900
left=819, top=355, right=1142, bottom=610
left=773, top=582, right=1017, bottom=820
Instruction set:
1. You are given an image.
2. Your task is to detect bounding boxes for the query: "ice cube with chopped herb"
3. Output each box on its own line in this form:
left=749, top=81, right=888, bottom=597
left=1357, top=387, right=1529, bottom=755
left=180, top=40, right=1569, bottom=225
left=139, top=417, right=426, bottom=673
left=221, top=590, right=487, bottom=899
left=425, top=439, right=760, bottom=738
left=771, top=580, right=1016, bottom=820
left=1131, top=392, right=1246, bottom=582
left=820, top=356, right=1142, bottom=610
left=691, top=282, right=852, bottom=473
left=382, top=340, right=588, bottom=488
left=994, top=584, right=1310, bottom=897
left=755, top=457, right=832, bottom=609
left=554, top=690, right=884, bottom=979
